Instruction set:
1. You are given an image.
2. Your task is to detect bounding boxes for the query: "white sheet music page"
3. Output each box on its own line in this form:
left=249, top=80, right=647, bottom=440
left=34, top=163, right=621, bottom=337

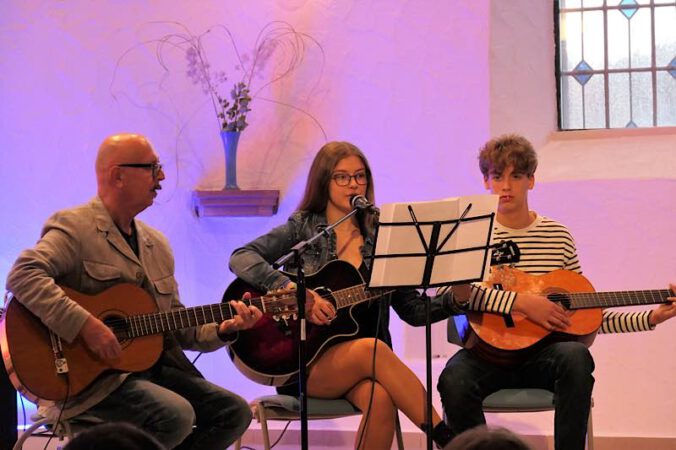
left=369, top=194, right=498, bottom=288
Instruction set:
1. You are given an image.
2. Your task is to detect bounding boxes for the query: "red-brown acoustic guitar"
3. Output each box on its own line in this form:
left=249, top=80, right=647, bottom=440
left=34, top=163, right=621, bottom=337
left=0, top=284, right=297, bottom=403
left=457, top=266, right=674, bottom=365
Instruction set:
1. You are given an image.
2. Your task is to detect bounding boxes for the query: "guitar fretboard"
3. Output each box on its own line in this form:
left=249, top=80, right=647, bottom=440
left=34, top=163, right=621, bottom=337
left=332, top=284, right=392, bottom=309
left=550, top=289, right=672, bottom=310
left=108, top=282, right=395, bottom=339
left=111, top=295, right=292, bottom=339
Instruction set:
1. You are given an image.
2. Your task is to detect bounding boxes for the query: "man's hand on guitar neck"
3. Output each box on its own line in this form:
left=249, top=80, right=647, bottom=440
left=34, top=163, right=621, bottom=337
left=649, top=283, right=676, bottom=327
left=512, top=294, right=572, bottom=332
left=218, top=294, right=263, bottom=336
left=79, top=315, right=122, bottom=362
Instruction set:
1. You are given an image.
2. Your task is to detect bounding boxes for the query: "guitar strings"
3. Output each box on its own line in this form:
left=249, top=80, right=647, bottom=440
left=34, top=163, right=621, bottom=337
left=547, top=290, right=671, bottom=310
left=99, top=284, right=388, bottom=337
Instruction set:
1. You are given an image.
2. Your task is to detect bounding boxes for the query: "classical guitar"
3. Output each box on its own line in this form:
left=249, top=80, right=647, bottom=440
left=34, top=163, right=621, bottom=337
left=223, top=241, right=521, bottom=386
left=457, top=266, right=674, bottom=365
left=0, top=284, right=297, bottom=403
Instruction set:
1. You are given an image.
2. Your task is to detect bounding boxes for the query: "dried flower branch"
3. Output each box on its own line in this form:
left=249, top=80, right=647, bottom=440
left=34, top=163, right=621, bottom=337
left=114, top=21, right=326, bottom=135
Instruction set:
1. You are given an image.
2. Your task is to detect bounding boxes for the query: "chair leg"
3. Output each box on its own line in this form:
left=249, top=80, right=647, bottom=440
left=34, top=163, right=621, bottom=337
left=586, top=410, right=594, bottom=450
left=256, top=403, right=272, bottom=450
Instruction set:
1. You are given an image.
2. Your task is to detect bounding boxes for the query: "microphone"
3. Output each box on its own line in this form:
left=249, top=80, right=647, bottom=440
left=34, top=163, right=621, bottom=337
left=350, top=195, right=375, bottom=212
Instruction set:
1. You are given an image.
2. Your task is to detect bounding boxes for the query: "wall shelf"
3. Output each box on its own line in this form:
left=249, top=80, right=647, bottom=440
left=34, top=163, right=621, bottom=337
left=192, top=189, right=280, bottom=217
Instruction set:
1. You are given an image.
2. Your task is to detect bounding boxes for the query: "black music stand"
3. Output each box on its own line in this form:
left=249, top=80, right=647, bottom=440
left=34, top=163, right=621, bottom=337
left=367, top=194, right=498, bottom=450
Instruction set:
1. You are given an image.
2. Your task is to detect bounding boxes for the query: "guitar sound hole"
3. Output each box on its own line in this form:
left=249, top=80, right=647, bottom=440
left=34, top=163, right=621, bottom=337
left=103, top=314, right=131, bottom=344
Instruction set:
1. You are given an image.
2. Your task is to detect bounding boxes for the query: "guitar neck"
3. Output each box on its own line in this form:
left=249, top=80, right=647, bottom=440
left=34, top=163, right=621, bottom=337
left=121, top=297, right=267, bottom=338
left=332, top=284, right=393, bottom=309
left=551, top=289, right=673, bottom=310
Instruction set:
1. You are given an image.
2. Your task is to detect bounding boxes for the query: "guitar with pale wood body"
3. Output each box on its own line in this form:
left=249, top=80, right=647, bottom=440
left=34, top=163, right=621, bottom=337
left=457, top=266, right=673, bottom=365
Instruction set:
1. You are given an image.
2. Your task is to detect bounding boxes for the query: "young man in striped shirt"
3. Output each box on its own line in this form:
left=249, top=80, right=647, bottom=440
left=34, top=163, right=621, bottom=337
left=437, top=134, right=676, bottom=450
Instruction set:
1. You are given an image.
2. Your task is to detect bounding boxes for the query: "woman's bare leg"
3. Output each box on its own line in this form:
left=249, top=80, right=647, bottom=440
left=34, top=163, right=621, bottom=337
left=307, top=338, right=442, bottom=432
left=343, top=380, right=395, bottom=450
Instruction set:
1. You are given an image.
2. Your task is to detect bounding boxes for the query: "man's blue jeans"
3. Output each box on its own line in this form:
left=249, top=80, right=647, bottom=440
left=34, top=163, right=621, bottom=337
left=83, top=364, right=251, bottom=449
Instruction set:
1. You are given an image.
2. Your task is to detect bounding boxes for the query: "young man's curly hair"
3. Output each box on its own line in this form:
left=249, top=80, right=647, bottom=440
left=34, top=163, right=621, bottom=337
left=478, top=134, right=538, bottom=178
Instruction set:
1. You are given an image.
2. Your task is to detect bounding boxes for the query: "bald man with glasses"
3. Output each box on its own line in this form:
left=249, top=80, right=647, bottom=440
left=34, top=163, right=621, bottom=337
left=6, top=133, right=262, bottom=449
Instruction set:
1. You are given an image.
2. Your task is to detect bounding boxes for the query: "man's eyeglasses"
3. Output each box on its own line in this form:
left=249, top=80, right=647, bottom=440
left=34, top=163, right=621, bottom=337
left=331, top=172, right=368, bottom=186
left=118, top=162, right=163, bottom=178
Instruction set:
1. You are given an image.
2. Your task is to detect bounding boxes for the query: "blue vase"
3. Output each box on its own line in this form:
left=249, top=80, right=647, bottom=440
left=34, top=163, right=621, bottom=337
left=220, top=131, right=240, bottom=190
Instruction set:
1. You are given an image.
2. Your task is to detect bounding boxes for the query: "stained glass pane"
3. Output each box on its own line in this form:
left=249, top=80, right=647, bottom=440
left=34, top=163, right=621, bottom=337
left=656, top=72, right=676, bottom=126
left=583, top=11, right=605, bottom=70
left=583, top=74, right=606, bottom=128
left=608, top=10, right=630, bottom=70
left=631, top=72, right=654, bottom=126
left=583, top=0, right=605, bottom=7
left=609, top=73, right=630, bottom=127
left=629, top=8, right=652, bottom=68
left=612, top=0, right=653, bottom=6
left=561, top=0, right=583, bottom=8
left=618, top=0, right=639, bottom=19
left=560, top=12, right=583, bottom=72
left=561, top=75, right=584, bottom=129
left=655, top=6, right=676, bottom=67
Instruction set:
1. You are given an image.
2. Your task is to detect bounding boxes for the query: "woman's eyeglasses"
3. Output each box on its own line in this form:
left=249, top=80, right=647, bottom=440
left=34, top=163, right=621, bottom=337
left=332, top=172, right=367, bottom=186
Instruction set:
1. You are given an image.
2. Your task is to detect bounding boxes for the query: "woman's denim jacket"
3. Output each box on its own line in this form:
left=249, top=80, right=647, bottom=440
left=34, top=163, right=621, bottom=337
left=229, top=211, right=459, bottom=345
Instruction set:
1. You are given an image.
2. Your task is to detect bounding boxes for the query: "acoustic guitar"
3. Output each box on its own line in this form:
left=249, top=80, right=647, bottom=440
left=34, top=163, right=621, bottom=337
left=224, top=241, right=521, bottom=386
left=0, top=284, right=297, bottom=403
left=457, top=266, right=674, bottom=365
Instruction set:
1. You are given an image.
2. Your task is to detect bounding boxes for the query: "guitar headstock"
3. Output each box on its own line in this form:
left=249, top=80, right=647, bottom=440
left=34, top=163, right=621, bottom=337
left=261, top=289, right=299, bottom=322
left=490, top=240, right=520, bottom=266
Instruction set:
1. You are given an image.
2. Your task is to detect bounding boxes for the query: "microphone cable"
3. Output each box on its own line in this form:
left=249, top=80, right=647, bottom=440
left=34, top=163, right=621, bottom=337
left=41, top=374, right=71, bottom=450
left=354, top=289, right=386, bottom=450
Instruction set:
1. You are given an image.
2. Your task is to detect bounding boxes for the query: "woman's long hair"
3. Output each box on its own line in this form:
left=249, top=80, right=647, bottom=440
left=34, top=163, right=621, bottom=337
left=297, top=141, right=377, bottom=233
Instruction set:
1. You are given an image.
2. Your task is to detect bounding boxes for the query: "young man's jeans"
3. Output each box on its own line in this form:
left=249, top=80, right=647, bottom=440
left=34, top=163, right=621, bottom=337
left=438, top=341, right=595, bottom=450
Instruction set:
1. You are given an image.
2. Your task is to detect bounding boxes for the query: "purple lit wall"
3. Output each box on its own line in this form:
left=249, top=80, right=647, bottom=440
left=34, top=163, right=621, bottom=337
left=1, top=0, right=674, bottom=444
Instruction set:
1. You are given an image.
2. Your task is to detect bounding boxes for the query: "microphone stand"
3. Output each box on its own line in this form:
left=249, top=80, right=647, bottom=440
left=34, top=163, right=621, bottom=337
left=274, top=205, right=363, bottom=450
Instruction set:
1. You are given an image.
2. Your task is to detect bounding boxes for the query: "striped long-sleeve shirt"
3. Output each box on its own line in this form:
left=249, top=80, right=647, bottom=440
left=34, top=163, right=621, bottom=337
left=465, top=213, right=653, bottom=334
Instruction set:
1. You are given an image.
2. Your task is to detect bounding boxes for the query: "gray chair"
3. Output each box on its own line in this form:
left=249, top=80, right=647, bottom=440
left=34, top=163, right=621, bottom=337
left=447, top=315, right=595, bottom=450
left=234, top=394, right=404, bottom=450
